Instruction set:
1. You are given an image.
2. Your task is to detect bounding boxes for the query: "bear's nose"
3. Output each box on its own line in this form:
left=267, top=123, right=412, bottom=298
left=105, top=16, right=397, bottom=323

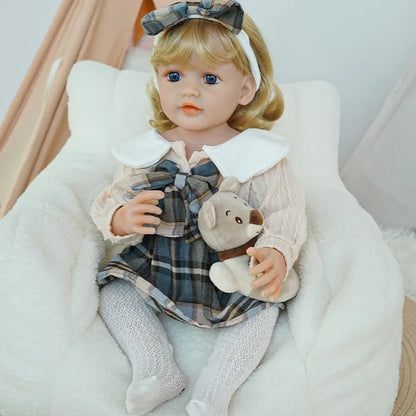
left=249, top=210, right=263, bottom=225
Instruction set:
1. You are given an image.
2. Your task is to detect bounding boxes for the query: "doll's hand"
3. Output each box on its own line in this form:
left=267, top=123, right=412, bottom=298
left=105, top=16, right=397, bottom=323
left=111, top=190, right=164, bottom=236
left=247, top=247, right=287, bottom=301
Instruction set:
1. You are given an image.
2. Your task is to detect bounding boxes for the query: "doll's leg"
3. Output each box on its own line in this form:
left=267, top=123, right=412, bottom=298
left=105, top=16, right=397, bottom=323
left=99, top=279, right=187, bottom=415
left=186, top=305, right=279, bottom=416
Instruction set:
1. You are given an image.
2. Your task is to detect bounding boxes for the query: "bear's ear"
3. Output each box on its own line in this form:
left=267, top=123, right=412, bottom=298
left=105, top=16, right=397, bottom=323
left=219, top=177, right=239, bottom=193
left=200, top=200, right=217, bottom=230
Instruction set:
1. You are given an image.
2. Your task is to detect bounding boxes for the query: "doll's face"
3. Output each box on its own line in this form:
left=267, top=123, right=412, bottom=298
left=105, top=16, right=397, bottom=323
left=156, top=54, right=255, bottom=134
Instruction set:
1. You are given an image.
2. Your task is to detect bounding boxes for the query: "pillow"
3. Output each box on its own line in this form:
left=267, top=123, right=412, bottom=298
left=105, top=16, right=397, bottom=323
left=67, top=61, right=341, bottom=181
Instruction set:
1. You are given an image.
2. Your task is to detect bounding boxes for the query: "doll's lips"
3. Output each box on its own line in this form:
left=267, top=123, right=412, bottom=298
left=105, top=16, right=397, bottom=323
left=181, top=103, right=201, bottom=115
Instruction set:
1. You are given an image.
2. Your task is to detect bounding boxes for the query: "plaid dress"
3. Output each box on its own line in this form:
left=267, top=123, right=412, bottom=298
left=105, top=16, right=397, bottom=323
left=97, top=159, right=273, bottom=328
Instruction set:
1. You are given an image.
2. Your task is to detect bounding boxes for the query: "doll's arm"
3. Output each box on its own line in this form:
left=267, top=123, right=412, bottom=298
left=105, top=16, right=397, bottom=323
left=250, top=158, right=307, bottom=273
left=90, top=166, right=147, bottom=245
left=244, top=159, right=306, bottom=300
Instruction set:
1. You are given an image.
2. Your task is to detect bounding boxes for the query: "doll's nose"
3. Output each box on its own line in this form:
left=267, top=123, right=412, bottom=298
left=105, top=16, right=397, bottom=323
left=181, top=84, right=200, bottom=97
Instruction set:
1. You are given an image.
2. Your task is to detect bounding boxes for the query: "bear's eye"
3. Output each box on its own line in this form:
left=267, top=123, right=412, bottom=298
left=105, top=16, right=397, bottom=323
left=225, top=210, right=231, bottom=216
left=235, top=217, right=242, bottom=224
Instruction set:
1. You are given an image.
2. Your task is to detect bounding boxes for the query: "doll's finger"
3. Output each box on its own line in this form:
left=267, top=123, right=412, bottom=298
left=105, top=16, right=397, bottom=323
left=144, top=205, right=163, bottom=215
left=249, top=263, right=267, bottom=277
left=138, top=197, right=163, bottom=206
left=131, top=204, right=162, bottom=216
left=261, top=277, right=282, bottom=298
left=129, top=216, right=161, bottom=232
left=147, top=199, right=161, bottom=205
left=132, top=225, right=157, bottom=235
left=135, top=214, right=161, bottom=226
left=134, top=190, right=165, bottom=203
left=142, top=190, right=165, bottom=199
left=246, top=247, right=263, bottom=260
left=269, top=287, right=282, bottom=301
left=249, top=259, right=272, bottom=276
left=131, top=217, right=162, bottom=233
left=269, top=281, right=283, bottom=300
left=251, top=270, right=275, bottom=288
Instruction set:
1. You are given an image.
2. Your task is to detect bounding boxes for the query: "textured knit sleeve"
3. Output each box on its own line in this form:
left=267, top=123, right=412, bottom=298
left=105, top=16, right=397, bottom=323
left=90, top=166, right=144, bottom=245
left=247, top=158, right=307, bottom=271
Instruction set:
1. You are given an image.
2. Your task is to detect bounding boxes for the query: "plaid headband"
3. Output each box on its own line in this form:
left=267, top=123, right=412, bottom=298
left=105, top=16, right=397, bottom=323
left=142, top=0, right=261, bottom=91
left=142, top=0, right=244, bottom=35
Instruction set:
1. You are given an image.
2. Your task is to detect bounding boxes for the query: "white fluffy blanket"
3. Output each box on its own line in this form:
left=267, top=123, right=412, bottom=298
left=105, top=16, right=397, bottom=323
left=0, top=62, right=404, bottom=416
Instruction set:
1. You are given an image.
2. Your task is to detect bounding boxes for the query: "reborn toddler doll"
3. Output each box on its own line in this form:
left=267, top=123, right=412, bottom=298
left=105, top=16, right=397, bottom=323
left=90, top=1, right=307, bottom=415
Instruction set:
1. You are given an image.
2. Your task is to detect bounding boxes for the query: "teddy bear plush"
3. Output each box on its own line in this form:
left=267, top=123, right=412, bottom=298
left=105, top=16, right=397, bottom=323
left=198, top=177, right=300, bottom=303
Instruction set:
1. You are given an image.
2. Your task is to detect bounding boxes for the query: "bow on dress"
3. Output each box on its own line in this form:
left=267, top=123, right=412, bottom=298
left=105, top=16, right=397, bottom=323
left=131, top=159, right=221, bottom=243
left=141, top=0, right=244, bottom=35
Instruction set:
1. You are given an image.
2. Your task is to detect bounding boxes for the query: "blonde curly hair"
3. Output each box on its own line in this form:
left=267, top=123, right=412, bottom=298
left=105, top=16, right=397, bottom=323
left=148, top=13, right=284, bottom=132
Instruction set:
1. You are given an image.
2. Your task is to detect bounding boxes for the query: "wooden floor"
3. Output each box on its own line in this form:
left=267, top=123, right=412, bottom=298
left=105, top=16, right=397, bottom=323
left=392, top=297, right=416, bottom=415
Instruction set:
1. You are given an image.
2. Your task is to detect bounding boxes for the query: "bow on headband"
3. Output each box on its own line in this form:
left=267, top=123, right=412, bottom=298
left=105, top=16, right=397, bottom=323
left=141, top=0, right=244, bottom=36
left=130, top=159, right=220, bottom=243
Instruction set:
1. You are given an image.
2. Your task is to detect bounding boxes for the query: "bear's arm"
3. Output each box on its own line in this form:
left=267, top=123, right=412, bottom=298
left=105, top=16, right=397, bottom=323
left=209, top=262, right=241, bottom=293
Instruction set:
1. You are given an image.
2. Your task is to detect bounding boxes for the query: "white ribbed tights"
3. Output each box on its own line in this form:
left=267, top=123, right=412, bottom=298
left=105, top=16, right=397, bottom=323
left=99, top=279, right=279, bottom=416
left=99, top=279, right=187, bottom=415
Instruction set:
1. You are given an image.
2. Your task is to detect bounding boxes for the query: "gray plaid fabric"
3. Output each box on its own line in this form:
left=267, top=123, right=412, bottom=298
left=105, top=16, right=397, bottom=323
left=128, top=159, right=220, bottom=243
left=141, top=0, right=244, bottom=36
left=97, top=159, right=273, bottom=328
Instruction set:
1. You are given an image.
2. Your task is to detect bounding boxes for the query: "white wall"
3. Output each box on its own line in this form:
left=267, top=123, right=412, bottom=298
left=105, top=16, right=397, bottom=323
left=0, top=0, right=62, bottom=129
left=0, top=0, right=415, bottom=168
left=243, top=0, right=416, bottom=167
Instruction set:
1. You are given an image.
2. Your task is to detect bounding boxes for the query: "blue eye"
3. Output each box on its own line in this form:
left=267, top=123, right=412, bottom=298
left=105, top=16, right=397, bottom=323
left=167, top=72, right=181, bottom=82
left=205, top=74, right=218, bottom=84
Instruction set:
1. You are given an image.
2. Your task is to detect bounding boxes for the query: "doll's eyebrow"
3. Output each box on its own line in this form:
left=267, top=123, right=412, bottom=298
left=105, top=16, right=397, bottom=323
left=226, top=210, right=231, bottom=216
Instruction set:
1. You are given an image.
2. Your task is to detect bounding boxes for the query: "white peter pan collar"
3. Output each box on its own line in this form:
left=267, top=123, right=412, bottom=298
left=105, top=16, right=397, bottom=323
left=112, top=128, right=291, bottom=183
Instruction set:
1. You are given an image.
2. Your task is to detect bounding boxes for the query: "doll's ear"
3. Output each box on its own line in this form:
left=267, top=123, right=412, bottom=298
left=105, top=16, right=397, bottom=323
left=200, top=201, right=217, bottom=230
left=238, top=74, right=257, bottom=106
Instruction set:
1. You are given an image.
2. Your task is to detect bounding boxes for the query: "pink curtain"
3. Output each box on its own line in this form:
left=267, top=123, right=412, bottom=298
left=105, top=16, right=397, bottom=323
left=0, top=0, right=157, bottom=217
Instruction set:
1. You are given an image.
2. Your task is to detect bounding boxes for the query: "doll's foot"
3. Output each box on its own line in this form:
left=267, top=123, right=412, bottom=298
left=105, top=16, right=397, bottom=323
left=186, top=399, right=226, bottom=416
left=126, top=372, right=187, bottom=415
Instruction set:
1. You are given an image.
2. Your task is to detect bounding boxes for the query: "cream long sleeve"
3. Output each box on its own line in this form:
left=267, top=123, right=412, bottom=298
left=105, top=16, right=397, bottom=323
left=90, top=165, right=146, bottom=246
left=238, top=158, right=307, bottom=271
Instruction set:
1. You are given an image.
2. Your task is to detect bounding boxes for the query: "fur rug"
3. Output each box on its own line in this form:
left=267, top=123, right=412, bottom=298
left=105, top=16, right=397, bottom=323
left=383, top=227, right=416, bottom=302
